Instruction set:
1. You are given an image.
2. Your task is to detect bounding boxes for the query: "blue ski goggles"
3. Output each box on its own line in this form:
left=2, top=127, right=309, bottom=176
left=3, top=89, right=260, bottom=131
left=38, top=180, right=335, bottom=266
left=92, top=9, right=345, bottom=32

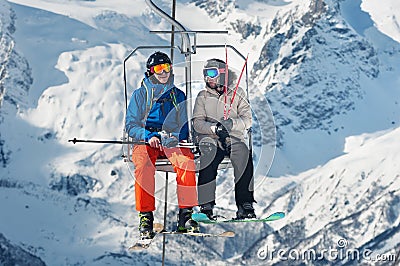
left=203, top=67, right=226, bottom=78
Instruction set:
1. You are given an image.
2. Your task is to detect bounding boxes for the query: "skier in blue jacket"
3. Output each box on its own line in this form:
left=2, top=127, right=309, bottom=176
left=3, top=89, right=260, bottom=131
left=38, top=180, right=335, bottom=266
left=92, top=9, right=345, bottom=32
left=125, top=51, right=198, bottom=239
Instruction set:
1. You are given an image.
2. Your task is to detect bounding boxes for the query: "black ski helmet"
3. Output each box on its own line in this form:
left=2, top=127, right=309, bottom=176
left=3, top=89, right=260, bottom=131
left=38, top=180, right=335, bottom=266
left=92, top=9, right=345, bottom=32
left=146, top=51, right=172, bottom=76
left=203, top=58, right=227, bottom=88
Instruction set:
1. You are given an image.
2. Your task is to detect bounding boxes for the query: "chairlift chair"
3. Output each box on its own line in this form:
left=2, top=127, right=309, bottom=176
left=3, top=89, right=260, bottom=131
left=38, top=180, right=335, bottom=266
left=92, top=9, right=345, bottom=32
left=121, top=42, right=251, bottom=172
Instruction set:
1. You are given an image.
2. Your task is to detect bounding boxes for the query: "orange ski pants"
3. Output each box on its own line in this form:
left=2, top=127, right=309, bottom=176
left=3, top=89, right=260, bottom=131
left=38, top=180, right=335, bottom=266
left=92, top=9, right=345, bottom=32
left=132, top=145, right=198, bottom=212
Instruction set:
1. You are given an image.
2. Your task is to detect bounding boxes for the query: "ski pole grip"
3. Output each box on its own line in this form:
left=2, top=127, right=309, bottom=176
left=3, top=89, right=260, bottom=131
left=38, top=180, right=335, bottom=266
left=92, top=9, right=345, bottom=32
left=69, top=138, right=78, bottom=144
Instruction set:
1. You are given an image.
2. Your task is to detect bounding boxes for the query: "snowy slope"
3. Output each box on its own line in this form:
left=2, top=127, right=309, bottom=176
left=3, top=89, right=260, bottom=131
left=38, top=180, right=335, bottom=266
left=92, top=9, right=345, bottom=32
left=244, top=127, right=400, bottom=265
left=1, top=0, right=399, bottom=265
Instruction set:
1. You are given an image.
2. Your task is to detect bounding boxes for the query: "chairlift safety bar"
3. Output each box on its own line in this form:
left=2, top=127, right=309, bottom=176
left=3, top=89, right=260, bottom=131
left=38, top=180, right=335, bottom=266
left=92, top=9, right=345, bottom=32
left=149, top=30, right=228, bottom=34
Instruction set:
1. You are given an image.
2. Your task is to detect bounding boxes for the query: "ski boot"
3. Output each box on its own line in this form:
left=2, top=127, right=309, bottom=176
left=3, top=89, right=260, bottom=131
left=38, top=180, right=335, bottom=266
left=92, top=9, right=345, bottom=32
left=236, top=202, right=256, bottom=219
left=200, top=203, right=215, bottom=220
left=139, top=211, right=154, bottom=239
left=177, top=208, right=200, bottom=233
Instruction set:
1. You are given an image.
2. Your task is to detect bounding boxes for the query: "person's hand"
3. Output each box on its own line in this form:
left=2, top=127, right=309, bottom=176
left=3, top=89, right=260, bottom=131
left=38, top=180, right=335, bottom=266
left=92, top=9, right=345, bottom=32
left=161, top=136, right=179, bottom=148
left=220, top=118, right=233, bottom=132
left=215, top=118, right=232, bottom=139
left=159, top=130, right=179, bottom=148
left=148, top=136, right=162, bottom=150
left=215, top=124, right=229, bottom=139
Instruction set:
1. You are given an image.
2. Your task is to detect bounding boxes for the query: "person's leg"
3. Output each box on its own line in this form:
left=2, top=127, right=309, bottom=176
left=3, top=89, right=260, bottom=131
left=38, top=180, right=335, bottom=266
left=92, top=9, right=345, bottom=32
left=132, top=145, right=159, bottom=212
left=132, top=145, right=160, bottom=237
left=197, top=146, right=225, bottom=206
left=229, top=141, right=256, bottom=218
left=164, top=147, right=198, bottom=208
left=164, top=147, right=198, bottom=232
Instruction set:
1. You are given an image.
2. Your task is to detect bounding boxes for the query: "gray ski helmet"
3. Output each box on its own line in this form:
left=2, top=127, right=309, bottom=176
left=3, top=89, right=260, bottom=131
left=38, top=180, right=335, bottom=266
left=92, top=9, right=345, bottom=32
left=203, top=58, right=226, bottom=87
left=146, top=51, right=172, bottom=75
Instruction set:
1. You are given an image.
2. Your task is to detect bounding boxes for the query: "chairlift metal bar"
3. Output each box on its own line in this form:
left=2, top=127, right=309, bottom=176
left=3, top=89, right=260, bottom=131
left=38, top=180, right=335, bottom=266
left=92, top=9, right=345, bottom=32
left=162, top=171, right=169, bottom=266
left=194, top=44, right=247, bottom=60
left=170, top=0, right=177, bottom=62
left=150, top=30, right=229, bottom=34
left=68, top=138, right=146, bottom=145
left=145, top=0, right=190, bottom=53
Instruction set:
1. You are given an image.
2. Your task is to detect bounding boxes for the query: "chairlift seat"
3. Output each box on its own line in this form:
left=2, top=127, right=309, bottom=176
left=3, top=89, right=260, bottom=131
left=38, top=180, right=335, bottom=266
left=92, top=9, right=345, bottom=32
left=155, top=156, right=232, bottom=173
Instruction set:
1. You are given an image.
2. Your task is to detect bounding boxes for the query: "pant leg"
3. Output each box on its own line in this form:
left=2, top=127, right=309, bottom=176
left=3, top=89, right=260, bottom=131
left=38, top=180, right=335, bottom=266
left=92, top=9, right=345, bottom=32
left=164, top=147, right=198, bottom=209
left=132, top=145, right=159, bottom=212
left=197, top=147, right=225, bottom=206
left=229, top=141, right=255, bottom=205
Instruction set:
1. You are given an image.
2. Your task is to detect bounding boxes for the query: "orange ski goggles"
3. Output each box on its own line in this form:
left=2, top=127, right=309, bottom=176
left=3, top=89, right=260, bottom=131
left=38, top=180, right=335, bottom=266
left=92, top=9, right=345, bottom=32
left=150, top=63, right=171, bottom=74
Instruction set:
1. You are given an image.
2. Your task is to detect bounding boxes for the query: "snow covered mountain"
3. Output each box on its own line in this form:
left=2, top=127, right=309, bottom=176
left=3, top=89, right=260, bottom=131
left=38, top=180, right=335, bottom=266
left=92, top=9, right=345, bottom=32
left=1, top=0, right=399, bottom=265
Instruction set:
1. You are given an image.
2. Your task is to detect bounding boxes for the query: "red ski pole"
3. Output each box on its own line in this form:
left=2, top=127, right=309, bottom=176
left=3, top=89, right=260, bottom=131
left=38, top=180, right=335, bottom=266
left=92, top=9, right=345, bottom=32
left=227, top=53, right=248, bottom=118
left=223, top=43, right=229, bottom=120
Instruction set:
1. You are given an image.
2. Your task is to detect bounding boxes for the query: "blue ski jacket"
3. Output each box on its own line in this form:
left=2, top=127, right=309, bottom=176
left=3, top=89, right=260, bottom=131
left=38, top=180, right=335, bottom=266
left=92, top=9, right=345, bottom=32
left=125, top=75, right=189, bottom=142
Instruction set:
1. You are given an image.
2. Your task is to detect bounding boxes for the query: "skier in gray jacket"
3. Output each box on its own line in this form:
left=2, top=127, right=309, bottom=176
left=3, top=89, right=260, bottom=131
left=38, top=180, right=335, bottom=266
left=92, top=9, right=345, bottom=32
left=192, top=58, right=256, bottom=220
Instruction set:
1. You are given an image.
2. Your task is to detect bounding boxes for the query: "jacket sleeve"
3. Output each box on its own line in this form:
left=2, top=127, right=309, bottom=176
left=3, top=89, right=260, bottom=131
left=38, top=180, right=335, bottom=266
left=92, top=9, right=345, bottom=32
left=125, top=88, right=153, bottom=141
left=192, top=90, right=216, bottom=135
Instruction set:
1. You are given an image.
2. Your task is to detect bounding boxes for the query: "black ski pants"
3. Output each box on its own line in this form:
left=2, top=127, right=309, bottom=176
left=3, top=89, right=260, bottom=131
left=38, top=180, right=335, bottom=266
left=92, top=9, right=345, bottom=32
left=197, top=140, right=254, bottom=206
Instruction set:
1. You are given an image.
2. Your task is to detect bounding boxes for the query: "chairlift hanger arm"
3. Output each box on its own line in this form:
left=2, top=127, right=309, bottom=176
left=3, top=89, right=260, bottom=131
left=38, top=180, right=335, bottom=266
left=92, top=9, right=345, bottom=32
left=145, top=0, right=190, bottom=53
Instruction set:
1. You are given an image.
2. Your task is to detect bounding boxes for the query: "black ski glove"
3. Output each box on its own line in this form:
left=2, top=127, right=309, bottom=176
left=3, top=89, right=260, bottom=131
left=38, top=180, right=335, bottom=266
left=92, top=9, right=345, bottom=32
left=215, top=118, right=233, bottom=139
left=219, top=118, right=233, bottom=132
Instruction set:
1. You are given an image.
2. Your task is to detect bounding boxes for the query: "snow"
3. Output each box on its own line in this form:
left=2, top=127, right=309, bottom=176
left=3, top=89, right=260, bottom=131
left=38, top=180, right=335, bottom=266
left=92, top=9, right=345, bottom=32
left=1, top=0, right=400, bottom=265
left=343, top=129, right=391, bottom=153
left=8, top=0, right=148, bottom=27
left=361, top=0, right=400, bottom=43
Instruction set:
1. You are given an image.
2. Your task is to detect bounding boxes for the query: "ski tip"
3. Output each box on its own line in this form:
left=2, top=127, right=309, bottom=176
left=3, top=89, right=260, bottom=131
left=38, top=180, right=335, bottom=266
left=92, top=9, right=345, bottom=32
left=219, top=231, right=235, bottom=237
left=192, top=212, right=211, bottom=222
left=153, top=223, right=164, bottom=231
left=270, top=212, right=285, bottom=219
left=128, top=245, right=147, bottom=251
left=128, top=241, right=152, bottom=251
